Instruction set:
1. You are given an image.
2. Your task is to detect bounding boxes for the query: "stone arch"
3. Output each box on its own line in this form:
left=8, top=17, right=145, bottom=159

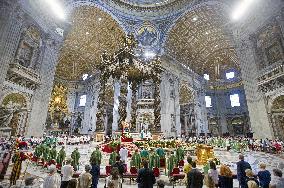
left=269, top=95, right=284, bottom=140
left=0, top=93, right=28, bottom=136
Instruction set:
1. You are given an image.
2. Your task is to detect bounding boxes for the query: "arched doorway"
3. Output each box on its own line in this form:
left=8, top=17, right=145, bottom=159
left=0, top=93, right=27, bottom=137
left=270, top=95, right=284, bottom=140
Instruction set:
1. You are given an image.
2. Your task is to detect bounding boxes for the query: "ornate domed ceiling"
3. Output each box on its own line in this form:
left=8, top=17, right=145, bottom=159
left=116, top=0, right=176, bottom=7
left=56, top=6, right=125, bottom=80
left=165, top=4, right=240, bottom=81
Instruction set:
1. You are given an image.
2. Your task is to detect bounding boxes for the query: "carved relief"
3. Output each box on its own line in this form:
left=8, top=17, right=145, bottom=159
left=253, top=22, right=284, bottom=69
left=15, top=25, right=41, bottom=69
left=0, top=93, right=28, bottom=136
left=265, top=41, right=284, bottom=65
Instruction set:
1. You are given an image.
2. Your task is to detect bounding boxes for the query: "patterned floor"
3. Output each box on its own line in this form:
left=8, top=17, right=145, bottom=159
left=1, top=142, right=284, bottom=188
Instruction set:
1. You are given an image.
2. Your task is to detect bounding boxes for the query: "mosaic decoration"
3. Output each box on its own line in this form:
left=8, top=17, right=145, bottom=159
left=272, top=95, right=284, bottom=111
left=165, top=5, right=240, bottom=80
left=136, top=22, right=158, bottom=46
left=56, top=6, right=126, bottom=80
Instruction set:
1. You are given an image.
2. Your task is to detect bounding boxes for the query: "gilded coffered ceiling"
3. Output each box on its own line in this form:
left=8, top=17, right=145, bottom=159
left=56, top=6, right=126, bottom=80
left=165, top=5, right=240, bottom=80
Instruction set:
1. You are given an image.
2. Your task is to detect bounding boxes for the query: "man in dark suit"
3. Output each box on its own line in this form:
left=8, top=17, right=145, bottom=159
left=237, top=154, right=252, bottom=188
left=137, top=160, right=156, bottom=188
left=187, top=161, right=204, bottom=188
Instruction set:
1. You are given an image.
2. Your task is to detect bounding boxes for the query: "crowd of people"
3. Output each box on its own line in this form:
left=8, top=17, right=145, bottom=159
left=2, top=134, right=284, bottom=188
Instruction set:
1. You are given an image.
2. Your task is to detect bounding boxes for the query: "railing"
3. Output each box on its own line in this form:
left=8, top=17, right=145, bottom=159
left=8, top=63, right=41, bottom=84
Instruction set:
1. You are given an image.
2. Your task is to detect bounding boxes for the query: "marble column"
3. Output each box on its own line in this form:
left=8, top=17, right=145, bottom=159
left=27, top=35, right=62, bottom=137
left=0, top=3, right=23, bottom=96
left=112, top=80, right=120, bottom=132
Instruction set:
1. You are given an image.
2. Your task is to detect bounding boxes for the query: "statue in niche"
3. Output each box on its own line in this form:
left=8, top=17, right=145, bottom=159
left=170, top=114, right=176, bottom=132
left=17, top=42, right=33, bottom=67
left=266, top=41, right=283, bottom=65
left=74, top=114, right=82, bottom=134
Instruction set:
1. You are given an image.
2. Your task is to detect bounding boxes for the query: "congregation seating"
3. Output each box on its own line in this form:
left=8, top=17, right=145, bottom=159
left=170, top=167, right=185, bottom=188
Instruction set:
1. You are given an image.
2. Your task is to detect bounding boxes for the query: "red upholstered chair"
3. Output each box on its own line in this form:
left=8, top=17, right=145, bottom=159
left=171, top=167, right=180, bottom=176
left=153, top=167, right=160, bottom=177
left=106, top=165, right=112, bottom=175
left=178, top=160, right=184, bottom=167
left=130, top=167, right=137, bottom=175
left=160, top=158, right=166, bottom=168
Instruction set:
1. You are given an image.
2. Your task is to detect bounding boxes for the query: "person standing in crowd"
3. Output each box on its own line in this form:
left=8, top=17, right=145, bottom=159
left=218, top=165, right=233, bottom=188
left=183, top=156, right=193, bottom=175
left=57, top=146, right=66, bottom=167
left=61, top=159, right=74, bottom=188
left=237, top=154, right=252, bottom=188
left=71, top=147, right=80, bottom=171
left=90, top=160, right=100, bottom=188
left=43, top=165, right=61, bottom=188
left=137, top=160, right=156, bottom=188
left=187, top=161, right=204, bottom=188
left=208, top=161, right=218, bottom=187
left=78, top=164, right=92, bottom=188
left=245, top=169, right=259, bottom=188
left=119, top=145, right=128, bottom=164
left=66, top=179, right=78, bottom=188
left=90, top=146, right=102, bottom=165
left=257, top=163, right=271, bottom=188
left=112, top=156, right=125, bottom=178
left=270, top=168, right=284, bottom=188
left=24, top=177, right=36, bottom=188
left=106, top=167, right=122, bottom=188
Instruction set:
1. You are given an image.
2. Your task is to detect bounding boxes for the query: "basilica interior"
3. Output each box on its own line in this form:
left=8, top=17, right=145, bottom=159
left=1, top=1, right=284, bottom=188
left=0, top=0, right=284, bottom=140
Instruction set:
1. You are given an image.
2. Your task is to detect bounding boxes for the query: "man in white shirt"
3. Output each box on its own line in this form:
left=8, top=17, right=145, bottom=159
left=119, top=146, right=128, bottom=164
left=61, top=159, right=74, bottom=188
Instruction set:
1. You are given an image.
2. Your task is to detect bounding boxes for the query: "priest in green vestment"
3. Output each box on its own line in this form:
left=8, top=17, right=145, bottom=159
left=71, top=147, right=80, bottom=171
left=140, top=147, right=149, bottom=161
left=167, top=152, right=177, bottom=176
left=156, top=145, right=165, bottom=158
left=176, top=145, right=185, bottom=163
left=57, top=146, right=66, bottom=166
left=131, top=150, right=141, bottom=169
left=109, top=151, right=118, bottom=166
left=50, top=145, right=57, bottom=161
left=90, top=146, right=102, bottom=165
left=149, top=150, right=160, bottom=169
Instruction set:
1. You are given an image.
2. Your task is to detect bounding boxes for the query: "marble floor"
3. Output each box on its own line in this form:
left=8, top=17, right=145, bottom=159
left=1, top=142, right=284, bottom=188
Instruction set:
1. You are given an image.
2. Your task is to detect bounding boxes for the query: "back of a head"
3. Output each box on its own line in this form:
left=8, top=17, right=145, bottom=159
left=116, top=156, right=121, bottom=162
left=191, top=161, right=197, bottom=168
left=209, top=161, right=216, bottom=170
left=85, top=164, right=91, bottom=172
left=25, top=177, right=35, bottom=186
left=142, top=160, right=149, bottom=168
left=239, top=154, right=244, bottom=160
left=220, top=165, right=232, bottom=177
left=245, top=169, right=254, bottom=177
left=48, top=165, right=57, bottom=174
left=273, top=168, right=283, bottom=177
left=67, top=179, right=77, bottom=188
left=110, top=167, right=119, bottom=180
left=187, top=156, right=192, bottom=164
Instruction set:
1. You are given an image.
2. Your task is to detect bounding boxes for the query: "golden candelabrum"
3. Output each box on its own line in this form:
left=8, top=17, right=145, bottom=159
left=196, top=144, right=215, bottom=165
